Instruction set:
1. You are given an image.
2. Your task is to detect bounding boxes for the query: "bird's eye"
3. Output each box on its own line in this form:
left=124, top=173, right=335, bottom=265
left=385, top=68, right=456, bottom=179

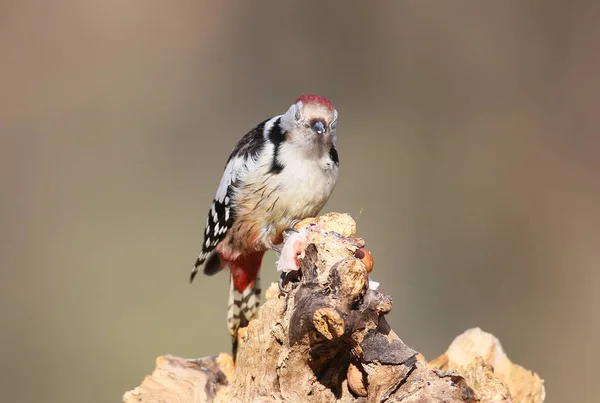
left=311, top=120, right=326, bottom=135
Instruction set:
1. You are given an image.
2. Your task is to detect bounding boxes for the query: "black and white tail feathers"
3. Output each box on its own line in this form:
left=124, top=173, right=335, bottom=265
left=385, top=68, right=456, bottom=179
left=228, top=273, right=261, bottom=357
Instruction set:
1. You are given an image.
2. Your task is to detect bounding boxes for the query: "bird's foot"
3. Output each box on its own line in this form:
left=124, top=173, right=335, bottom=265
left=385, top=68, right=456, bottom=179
left=278, top=272, right=289, bottom=293
left=288, top=218, right=301, bottom=230
left=278, top=270, right=303, bottom=294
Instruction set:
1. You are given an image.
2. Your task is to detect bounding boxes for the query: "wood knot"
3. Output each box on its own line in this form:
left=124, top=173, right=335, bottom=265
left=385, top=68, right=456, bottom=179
left=330, top=258, right=369, bottom=305
left=312, top=308, right=345, bottom=340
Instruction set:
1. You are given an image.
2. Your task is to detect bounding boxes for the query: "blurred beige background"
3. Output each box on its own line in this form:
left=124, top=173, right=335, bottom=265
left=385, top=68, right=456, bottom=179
left=1, top=1, right=599, bottom=402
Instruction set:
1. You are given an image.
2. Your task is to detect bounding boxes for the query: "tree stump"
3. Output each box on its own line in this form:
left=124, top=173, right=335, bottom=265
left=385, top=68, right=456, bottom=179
left=124, top=213, right=545, bottom=403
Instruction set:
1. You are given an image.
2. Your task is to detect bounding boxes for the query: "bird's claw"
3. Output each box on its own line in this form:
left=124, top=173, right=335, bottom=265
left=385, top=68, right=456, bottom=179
left=282, top=227, right=299, bottom=239
left=288, top=219, right=301, bottom=230
left=278, top=272, right=289, bottom=294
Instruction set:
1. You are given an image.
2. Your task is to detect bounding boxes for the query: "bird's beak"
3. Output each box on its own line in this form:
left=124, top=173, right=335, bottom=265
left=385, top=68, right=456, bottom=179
left=313, top=121, right=325, bottom=135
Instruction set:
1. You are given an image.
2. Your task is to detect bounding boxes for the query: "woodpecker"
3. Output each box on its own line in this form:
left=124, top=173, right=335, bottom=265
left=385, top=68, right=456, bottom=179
left=191, top=94, right=339, bottom=352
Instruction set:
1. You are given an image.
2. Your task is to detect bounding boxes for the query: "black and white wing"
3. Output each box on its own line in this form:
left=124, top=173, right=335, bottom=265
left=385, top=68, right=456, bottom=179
left=189, top=117, right=275, bottom=283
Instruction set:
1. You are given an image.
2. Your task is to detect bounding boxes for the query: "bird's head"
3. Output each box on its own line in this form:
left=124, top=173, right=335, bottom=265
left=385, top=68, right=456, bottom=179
left=280, top=94, right=338, bottom=157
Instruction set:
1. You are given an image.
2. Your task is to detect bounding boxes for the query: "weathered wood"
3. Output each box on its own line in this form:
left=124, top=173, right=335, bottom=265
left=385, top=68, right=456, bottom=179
left=124, top=213, right=545, bottom=403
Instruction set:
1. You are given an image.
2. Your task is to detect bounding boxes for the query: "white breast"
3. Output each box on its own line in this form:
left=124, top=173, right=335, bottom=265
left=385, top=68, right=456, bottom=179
left=275, top=143, right=338, bottom=218
left=227, top=142, right=338, bottom=252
